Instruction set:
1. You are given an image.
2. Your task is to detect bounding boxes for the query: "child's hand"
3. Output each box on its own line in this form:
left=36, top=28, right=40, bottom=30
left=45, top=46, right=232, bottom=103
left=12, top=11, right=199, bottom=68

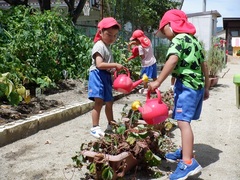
left=148, top=81, right=160, bottom=91
left=204, top=89, right=209, bottom=100
left=115, top=64, right=124, bottom=71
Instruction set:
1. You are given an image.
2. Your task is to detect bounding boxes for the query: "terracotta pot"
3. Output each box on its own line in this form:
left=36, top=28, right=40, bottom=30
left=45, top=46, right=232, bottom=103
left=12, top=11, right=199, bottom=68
left=209, top=76, right=219, bottom=87
left=81, top=150, right=138, bottom=180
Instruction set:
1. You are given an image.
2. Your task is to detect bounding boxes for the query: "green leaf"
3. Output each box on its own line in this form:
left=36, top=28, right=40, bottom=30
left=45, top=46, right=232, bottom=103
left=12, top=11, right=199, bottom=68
left=145, top=150, right=161, bottom=166
left=145, top=150, right=153, bottom=161
left=116, top=126, right=126, bottom=134
left=89, top=163, right=96, bottom=174
left=138, top=131, right=148, bottom=139
left=102, top=165, right=113, bottom=180
left=8, top=91, right=21, bottom=106
left=126, top=136, right=136, bottom=144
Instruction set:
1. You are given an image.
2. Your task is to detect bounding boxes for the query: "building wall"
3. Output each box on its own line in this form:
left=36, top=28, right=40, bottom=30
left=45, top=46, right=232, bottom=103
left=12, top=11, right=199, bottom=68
left=188, top=14, right=213, bottom=51
left=225, top=24, right=240, bottom=56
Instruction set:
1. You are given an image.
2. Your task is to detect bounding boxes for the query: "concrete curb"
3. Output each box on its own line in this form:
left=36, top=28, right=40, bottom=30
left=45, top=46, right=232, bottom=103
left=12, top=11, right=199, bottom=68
left=0, top=92, right=126, bottom=147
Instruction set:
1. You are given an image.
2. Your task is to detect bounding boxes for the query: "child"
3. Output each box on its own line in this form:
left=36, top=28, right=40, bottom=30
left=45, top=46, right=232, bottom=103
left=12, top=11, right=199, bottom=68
left=127, top=30, right=157, bottom=94
left=149, top=9, right=210, bottom=179
left=88, top=17, right=124, bottom=138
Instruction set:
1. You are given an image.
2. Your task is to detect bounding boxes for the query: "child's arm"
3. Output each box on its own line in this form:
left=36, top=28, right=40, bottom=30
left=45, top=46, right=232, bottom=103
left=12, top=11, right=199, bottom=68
left=149, top=55, right=178, bottom=90
left=201, top=61, right=210, bottom=100
left=95, top=52, right=123, bottom=70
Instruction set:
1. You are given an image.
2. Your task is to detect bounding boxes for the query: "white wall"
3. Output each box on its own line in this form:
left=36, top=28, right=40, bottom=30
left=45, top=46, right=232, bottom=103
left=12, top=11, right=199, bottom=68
left=188, top=15, right=213, bottom=51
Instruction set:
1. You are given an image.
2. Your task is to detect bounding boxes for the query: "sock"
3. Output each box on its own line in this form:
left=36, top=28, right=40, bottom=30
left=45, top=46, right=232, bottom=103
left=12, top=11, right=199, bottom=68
left=184, top=159, right=192, bottom=165
left=93, top=125, right=99, bottom=127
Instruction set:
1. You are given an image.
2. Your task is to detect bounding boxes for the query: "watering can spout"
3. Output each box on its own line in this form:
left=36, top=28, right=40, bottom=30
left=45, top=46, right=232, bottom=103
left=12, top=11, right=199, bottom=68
left=131, top=89, right=169, bottom=125
left=131, top=100, right=142, bottom=111
left=132, top=74, right=148, bottom=89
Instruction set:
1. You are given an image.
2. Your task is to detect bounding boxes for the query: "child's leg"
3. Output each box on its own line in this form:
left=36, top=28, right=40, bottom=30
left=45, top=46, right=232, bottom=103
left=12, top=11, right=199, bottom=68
left=171, top=76, right=176, bottom=86
left=105, top=101, right=114, bottom=124
left=177, top=120, right=194, bottom=162
left=92, top=98, right=104, bottom=126
left=143, top=81, right=148, bottom=89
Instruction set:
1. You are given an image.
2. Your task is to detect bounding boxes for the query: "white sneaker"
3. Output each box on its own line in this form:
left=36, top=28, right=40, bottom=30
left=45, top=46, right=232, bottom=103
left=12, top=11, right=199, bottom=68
left=142, top=89, right=148, bottom=95
left=139, top=88, right=148, bottom=94
left=139, top=88, right=144, bottom=94
left=90, top=126, right=105, bottom=138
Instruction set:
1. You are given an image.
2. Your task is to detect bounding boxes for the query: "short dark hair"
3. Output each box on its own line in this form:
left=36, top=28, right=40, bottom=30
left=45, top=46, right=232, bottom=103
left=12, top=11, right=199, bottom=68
left=102, top=25, right=120, bottom=31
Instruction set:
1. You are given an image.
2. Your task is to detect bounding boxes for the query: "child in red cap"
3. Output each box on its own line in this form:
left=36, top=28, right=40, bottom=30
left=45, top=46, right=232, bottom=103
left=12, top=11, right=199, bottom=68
left=88, top=17, right=124, bottom=138
left=149, top=9, right=210, bottom=180
left=127, top=30, right=157, bottom=94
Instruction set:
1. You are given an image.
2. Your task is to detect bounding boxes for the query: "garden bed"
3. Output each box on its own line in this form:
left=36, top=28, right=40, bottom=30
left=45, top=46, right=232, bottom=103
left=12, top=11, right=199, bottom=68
left=0, top=79, right=88, bottom=125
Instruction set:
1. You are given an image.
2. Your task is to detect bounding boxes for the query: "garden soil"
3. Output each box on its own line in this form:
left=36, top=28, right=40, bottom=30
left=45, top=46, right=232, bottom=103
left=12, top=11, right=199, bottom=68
left=0, top=56, right=240, bottom=180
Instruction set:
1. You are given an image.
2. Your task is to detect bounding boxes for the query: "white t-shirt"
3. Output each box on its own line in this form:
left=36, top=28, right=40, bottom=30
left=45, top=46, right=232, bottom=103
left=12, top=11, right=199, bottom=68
left=89, top=40, right=114, bottom=71
left=138, top=44, right=156, bottom=67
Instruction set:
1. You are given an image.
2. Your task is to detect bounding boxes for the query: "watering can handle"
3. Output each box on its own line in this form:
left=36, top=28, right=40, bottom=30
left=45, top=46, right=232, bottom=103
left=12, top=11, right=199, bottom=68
left=146, top=89, right=162, bottom=103
left=114, top=67, right=130, bottom=78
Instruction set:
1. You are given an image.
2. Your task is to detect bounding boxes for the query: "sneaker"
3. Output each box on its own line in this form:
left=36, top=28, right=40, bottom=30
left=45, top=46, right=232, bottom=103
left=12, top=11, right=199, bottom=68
left=138, top=88, right=144, bottom=94
left=90, top=126, right=105, bottom=138
left=139, top=88, right=148, bottom=94
left=169, top=158, right=202, bottom=180
left=105, top=124, right=113, bottom=133
left=165, top=148, right=182, bottom=163
left=142, top=89, right=148, bottom=95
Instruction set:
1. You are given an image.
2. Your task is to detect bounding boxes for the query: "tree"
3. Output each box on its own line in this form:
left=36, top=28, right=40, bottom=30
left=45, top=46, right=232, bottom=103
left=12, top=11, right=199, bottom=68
left=2, top=0, right=87, bottom=24
left=64, top=0, right=87, bottom=24
left=38, top=0, right=51, bottom=11
left=3, top=0, right=28, bottom=6
left=104, top=0, right=181, bottom=32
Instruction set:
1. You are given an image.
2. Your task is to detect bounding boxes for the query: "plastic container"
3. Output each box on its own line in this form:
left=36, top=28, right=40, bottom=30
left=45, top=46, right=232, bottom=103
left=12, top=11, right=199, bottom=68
left=233, top=74, right=240, bottom=108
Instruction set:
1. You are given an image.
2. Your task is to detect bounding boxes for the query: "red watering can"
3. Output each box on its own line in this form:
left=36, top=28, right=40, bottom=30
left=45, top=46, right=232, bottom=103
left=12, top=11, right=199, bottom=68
left=127, top=46, right=139, bottom=61
left=113, top=67, right=148, bottom=94
left=131, top=89, right=168, bottom=124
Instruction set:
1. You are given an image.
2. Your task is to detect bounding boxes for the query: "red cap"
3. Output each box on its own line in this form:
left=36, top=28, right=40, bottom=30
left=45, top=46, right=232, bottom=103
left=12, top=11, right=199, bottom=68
left=130, top=30, right=151, bottom=48
left=94, top=17, right=121, bottom=43
left=155, top=9, right=196, bottom=38
left=127, top=46, right=139, bottom=60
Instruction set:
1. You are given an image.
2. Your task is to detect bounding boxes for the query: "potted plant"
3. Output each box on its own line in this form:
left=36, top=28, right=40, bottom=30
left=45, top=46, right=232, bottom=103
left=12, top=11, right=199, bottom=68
left=236, top=50, right=240, bottom=56
left=207, top=38, right=225, bottom=87
left=72, top=102, right=176, bottom=180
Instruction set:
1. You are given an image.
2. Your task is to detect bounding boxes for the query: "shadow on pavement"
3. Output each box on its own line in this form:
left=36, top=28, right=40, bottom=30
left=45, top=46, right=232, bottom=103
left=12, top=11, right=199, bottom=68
left=194, top=143, right=223, bottom=168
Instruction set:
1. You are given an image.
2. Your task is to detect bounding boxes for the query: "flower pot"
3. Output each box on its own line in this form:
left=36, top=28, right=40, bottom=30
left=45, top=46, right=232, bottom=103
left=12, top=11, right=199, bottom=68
left=81, top=150, right=138, bottom=180
left=209, top=76, right=219, bottom=87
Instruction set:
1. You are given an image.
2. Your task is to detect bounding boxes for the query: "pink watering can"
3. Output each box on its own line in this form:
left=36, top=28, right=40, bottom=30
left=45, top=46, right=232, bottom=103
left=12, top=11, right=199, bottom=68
left=127, top=46, right=139, bottom=61
left=131, top=89, right=168, bottom=124
left=113, top=67, right=148, bottom=94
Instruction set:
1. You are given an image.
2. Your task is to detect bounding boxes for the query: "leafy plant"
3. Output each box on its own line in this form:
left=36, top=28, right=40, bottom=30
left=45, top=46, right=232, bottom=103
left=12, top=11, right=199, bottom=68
left=112, top=38, right=142, bottom=80
left=0, top=72, right=25, bottom=105
left=72, top=98, right=176, bottom=179
left=154, top=43, right=169, bottom=64
left=237, top=50, right=240, bottom=56
left=207, top=38, right=225, bottom=77
left=0, top=6, right=93, bottom=87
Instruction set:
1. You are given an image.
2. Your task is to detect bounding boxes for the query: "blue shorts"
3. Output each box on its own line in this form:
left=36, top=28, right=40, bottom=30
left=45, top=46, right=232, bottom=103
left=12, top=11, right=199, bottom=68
left=88, top=69, right=113, bottom=102
left=140, top=63, right=157, bottom=79
left=172, top=79, right=204, bottom=123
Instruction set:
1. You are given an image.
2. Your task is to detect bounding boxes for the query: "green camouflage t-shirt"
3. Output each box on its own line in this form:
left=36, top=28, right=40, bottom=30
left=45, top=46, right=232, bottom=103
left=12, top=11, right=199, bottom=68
left=167, top=33, right=205, bottom=90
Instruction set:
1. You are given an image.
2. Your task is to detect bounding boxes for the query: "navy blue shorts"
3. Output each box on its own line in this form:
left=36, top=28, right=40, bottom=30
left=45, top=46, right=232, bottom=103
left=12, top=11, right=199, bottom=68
left=140, top=63, right=157, bottom=79
left=88, top=69, right=113, bottom=102
left=172, top=79, right=204, bottom=123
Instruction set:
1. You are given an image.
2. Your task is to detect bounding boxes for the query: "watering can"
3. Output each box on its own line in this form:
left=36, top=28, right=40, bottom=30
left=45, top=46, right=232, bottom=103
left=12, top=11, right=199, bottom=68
left=113, top=67, right=148, bottom=94
left=131, top=89, right=168, bottom=124
left=127, top=46, right=139, bottom=61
